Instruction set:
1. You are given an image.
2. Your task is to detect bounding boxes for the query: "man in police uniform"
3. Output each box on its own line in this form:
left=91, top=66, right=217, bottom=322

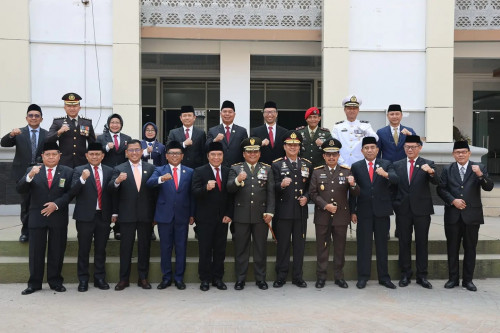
left=309, top=138, right=359, bottom=289
left=47, top=93, right=96, bottom=168
left=227, top=137, right=275, bottom=290
left=332, top=95, right=378, bottom=167
left=296, top=107, right=331, bottom=167
left=272, top=131, right=312, bottom=288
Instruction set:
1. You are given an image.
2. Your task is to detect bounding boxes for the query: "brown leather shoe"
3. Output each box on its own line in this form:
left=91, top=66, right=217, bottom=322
left=137, top=279, right=152, bottom=289
left=114, top=281, right=130, bottom=291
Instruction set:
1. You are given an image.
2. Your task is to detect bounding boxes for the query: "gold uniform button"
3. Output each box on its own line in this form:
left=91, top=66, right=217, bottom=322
left=74, top=129, right=77, bottom=132
left=74, top=137, right=77, bottom=140
left=251, top=193, right=254, bottom=196
left=73, top=145, right=76, bottom=148
left=250, top=201, right=253, bottom=204
left=73, top=152, right=76, bottom=155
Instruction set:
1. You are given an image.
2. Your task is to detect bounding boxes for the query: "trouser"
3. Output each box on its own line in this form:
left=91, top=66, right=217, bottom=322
left=315, top=224, right=347, bottom=280
left=119, top=222, right=153, bottom=281
left=233, top=222, right=269, bottom=282
left=197, top=221, right=229, bottom=282
left=275, top=218, right=306, bottom=281
left=158, top=221, right=189, bottom=282
left=445, top=218, right=480, bottom=283
left=398, top=213, right=431, bottom=279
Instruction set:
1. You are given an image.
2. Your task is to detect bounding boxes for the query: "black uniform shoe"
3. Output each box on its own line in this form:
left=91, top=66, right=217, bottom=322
left=21, top=286, right=40, bottom=295
left=379, top=280, right=397, bottom=289
left=315, top=279, right=325, bottom=288
left=174, top=280, right=186, bottom=290
left=234, top=280, right=245, bottom=290
left=462, top=281, right=477, bottom=292
left=19, top=234, right=29, bottom=243
left=256, top=281, right=268, bottom=290
left=399, top=276, right=410, bottom=287
left=157, top=280, right=172, bottom=290
left=114, top=232, right=121, bottom=240
left=78, top=281, right=88, bottom=292
left=292, top=279, right=307, bottom=288
left=444, top=280, right=459, bottom=289
left=356, top=280, right=367, bottom=289
left=416, top=278, right=433, bottom=289
left=273, top=279, right=286, bottom=288
left=50, top=285, right=67, bottom=292
left=200, top=281, right=210, bottom=291
left=94, top=279, right=110, bottom=290
left=335, top=279, right=348, bottom=288
left=213, top=279, right=227, bottom=290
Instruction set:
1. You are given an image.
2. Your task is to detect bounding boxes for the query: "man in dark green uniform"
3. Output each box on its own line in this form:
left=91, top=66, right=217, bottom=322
left=296, top=107, right=331, bottom=167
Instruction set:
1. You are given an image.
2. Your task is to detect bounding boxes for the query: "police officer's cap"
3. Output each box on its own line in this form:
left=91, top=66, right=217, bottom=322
left=342, top=94, right=362, bottom=107
left=284, top=130, right=302, bottom=144
left=362, top=136, right=377, bottom=147
left=87, top=142, right=105, bottom=153
left=321, top=138, right=342, bottom=152
left=62, top=92, right=82, bottom=105
left=387, top=104, right=402, bottom=112
left=241, top=137, right=262, bottom=151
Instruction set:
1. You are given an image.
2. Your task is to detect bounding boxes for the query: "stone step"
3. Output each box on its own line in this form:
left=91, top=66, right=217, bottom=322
left=1, top=254, right=499, bottom=284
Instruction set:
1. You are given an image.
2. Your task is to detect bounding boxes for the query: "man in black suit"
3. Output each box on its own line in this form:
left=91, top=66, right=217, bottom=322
left=392, top=135, right=438, bottom=289
left=17, top=142, right=73, bottom=295
left=437, top=141, right=493, bottom=291
left=109, top=140, right=157, bottom=291
left=167, top=105, right=207, bottom=169
left=350, top=137, right=398, bottom=289
left=71, top=142, right=115, bottom=292
left=97, top=113, right=132, bottom=167
left=1, top=104, right=47, bottom=242
left=206, top=100, right=248, bottom=167
left=192, top=142, right=234, bottom=291
left=46, top=93, right=96, bottom=168
left=250, top=101, right=288, bottom=165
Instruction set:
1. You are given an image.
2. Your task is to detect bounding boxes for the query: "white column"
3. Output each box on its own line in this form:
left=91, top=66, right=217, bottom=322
left=220, top=41, right=250, bottom=131
left=453, top=75, right=474, bottom=139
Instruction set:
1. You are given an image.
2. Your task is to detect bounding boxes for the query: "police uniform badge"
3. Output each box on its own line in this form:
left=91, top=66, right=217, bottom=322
left=80, top=125, right=89, bottom=136
left=301, top=164, right=309, bottom=178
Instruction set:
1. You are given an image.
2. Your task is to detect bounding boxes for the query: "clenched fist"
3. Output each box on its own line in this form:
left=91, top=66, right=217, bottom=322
left=28, top=165, right=41, bottom=179
left=115, top=172, right=127, bottom=184
left=81, top=169, right=90, bottom=180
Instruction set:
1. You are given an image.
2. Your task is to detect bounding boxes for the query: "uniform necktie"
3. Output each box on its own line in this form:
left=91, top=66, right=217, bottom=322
left=250, top=165, right=255, bottom=175
left=310, top=129, right=315, bottom=138
left=215, top=167, right=222, bottom=191
left=185, top=128, right=190, bottom=140
left=113, top=134, right=119, bottom=152
left=31, top=129, right=37, bottom=164
left=47, top=168, right=53, bottom=189
left=268, top=126, right=274, bottom=148
left=225, top=126, right=231, bottom=143
left=94, top=166, right=102, bottom=209
left=133, top=163, right=141, bottom=191
left=173, top=167, right=179, bottom=190
left=71, top=118, right=77, bottom=128
left=291, top=161, right=297, bottom=170
left=368, top=161, right=374, bottom=182
left=460, top=166, right=465, bottom=181
left=393, top=128, right=399, bottom=145
left=409, top=159, right=415, bottom=183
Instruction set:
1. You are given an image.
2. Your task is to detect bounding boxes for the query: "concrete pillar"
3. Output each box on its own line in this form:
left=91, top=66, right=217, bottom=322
left=453, top=76, right=474, bottom=139
left=220, top=42, right=250, bottom=131
left=0, top=0, right=30, bottom=134
left=113, top=0, right=141, bottom=139
left=425, top=0, right=455, bottom=142
left=321, top=0, right=350, bottom=129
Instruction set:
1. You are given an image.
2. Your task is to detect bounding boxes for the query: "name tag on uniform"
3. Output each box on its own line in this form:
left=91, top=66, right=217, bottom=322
left=59, top=178, right=66, bottom=187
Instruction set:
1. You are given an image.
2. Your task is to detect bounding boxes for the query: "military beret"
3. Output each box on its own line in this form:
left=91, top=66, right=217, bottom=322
left=304, top=107, right=320, bottom=119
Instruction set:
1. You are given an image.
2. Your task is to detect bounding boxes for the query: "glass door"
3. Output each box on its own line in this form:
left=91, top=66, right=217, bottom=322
left=473, top=110, right=500, bottom=174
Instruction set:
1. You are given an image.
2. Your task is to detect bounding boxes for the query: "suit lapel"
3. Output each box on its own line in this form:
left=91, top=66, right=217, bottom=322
left=462, top=163, right=473, bottom=183
left=88, top=164, right=98, bottom=191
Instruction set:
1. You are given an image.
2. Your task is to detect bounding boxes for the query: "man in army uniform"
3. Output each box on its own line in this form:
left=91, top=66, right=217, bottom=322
left=309, top=138, right=359, bottom=289
left=296, top=107, right=332, bottom=167
left=227, top=137, right=275, bottom=291
left=331, top=95, right=378, bottom=167
left=272, top=130, right=312, bottom=288
left=47, top=93, right=96, bottom=168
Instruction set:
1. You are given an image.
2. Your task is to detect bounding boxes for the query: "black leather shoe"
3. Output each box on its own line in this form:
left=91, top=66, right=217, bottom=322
left=137, top=279, right=152, bottom=289
left=462, top=281, right=477, bottom=292
left=444, top=280, right=459, bottom=289
left=78, top=281, right=88, bottom=292
left=356, top=280, right=367, bottom=289
left=21, top=286, right=40, bottom=295
left=213, top=279, right=227, bottom=290
left=399, top=276, right=410, bottom=287
left=292, top=279, right=307, bottom=288
left=157, top=280, right=172, bottom=290
left=379, top=280, right=397, bottom=289
left=50, top=285, right=66, bottom=292
left=94, top=279, right=110, bottom=290
left=200, top=281, right=210, bottom=291
left=19, top=234, right=29, bottom=243
left=174, top=280, right=186, bottom=290
left=315, top=279, right=325, bottom=288
left=273, top=279, right=286, bottom=288
left=114, top=281, right=129, bottom=291
left=151, top=231, right=157, bottom=241
left=256, top=280, right=268, bottom=290
left=416, top=278, right=433, bottom=289
left=234, top=280, right=245, bottom=290
left=335, top=279, right=348, bottom=288
left=114, top=232, right=121, bottom=240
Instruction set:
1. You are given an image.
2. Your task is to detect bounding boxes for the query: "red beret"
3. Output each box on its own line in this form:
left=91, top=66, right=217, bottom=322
left=304, top=107, right=320, bottom=119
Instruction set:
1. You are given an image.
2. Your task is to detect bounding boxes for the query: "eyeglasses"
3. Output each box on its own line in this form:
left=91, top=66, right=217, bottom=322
left=166, top=152, right=183, bottom=156
left=263, top=110, right=277, bottom=114
left=127, top=148, right=142, bottom=153
left=43, top=152, right=60, bottom=157
left=27, top=114, right=41, bottom=118
left=145, top=129, right=156, bottom=132
left=324, top=152, right=339, bottom=157
left=404, top=145, right=420, bottom=150
left=453, top=150, right=469, bottom=155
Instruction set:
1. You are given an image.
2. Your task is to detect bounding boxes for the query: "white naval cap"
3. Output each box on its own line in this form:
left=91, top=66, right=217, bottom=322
left=342, top=95, right=362, bottom=107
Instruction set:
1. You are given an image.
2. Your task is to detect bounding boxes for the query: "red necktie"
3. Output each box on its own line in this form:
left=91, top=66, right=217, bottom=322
left=409, top=159, right=415, bottom=183
left=47, top=168, right=53, bottom=189
left=94, top=166, right=102, bottom=209
left=215, top=167, right=222, bottom=191
left=113, top=134, right=119, bottom=152
left=225, top=126, right=231, bottom=143
left=185, top=128, right=190, bottom=140
left=173, top=167, right=179, bottom=190
left=268, top=126, right=274, bottom=148
left=368, top=161, right=374, bottom=182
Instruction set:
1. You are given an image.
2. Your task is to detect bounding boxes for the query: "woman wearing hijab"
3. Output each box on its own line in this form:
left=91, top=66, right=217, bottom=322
left=141, top=122, right=166, bottom=166
left=97, top=113, right=132, bottom=167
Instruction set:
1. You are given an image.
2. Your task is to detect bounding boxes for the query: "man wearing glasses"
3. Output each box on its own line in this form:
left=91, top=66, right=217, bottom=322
left=392, top=135, right=438, bottom=289
left=1, top=104, right=47, bottom=243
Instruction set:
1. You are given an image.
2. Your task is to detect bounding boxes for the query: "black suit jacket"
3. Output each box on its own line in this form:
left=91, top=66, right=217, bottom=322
left=192, top=164, right=234, bottom=224
left=206, top=124, right=248, bottom=167
left=16, top=165, right=74, bottom=228
left=71, top=163, right=115, bottom=223
left=1, top=126, right=47, bottom=181
left=97, top=132, right=132, bottom=167
left=392, top=156, right=438, bottom=216
left=167, top=126, right=207, bottom=169
left=108, top=161, right=157, bottom=222
left=437, top=161, right=493, bottom=225
left=250, top=124, right=288, bottom=165
left=350, top=158, right=399, bottom=218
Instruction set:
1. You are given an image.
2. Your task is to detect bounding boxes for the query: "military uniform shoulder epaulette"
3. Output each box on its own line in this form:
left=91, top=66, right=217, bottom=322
left=320, top=127, right=330, bottom=132
left=335, top=120, right=344, bottom=124
left=260, top=162, right=270, bottom=167
left=314, top=165, right=324, bottom=170
left=360, top=120, right=369, bottom=123
left=301, top=158, right=312, bottom=164
left=340, top=164, right=351, bottom=169
left=232, top=162, right=243, bottom=166
left=54, top=116, right=66, bottom=120
left=80, top=116, right=92, bottom=121
left=273, top=157, right=283, bottom=163
left=295, top=126, right=305, bottom=130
